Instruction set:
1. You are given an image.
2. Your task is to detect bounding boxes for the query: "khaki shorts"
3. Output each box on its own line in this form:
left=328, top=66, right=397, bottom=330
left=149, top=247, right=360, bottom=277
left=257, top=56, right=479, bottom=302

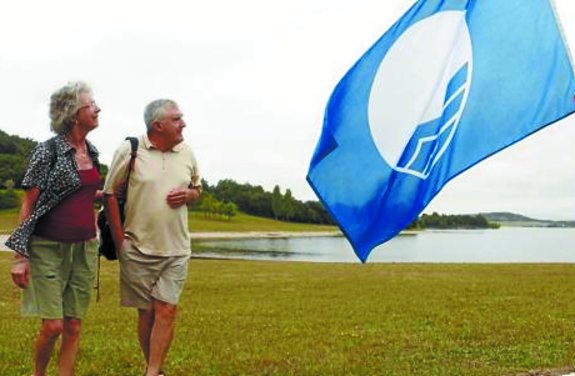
left=120, top=241, right=190, bottom=309
left=23, top=236, right=98, bottom=320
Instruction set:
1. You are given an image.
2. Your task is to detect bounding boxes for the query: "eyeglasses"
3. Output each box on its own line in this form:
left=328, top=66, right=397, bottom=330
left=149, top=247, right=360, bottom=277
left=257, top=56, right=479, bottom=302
left=77, top=101, right=99, bottom=111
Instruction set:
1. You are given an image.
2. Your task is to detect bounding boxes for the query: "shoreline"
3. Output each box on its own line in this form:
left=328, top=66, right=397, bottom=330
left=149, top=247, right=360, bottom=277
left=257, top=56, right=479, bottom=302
left=0, top=230, right=420, bottom=252
left=0, top=231, right=343, bottom=252
left=191, top=230, right=342, bottom=241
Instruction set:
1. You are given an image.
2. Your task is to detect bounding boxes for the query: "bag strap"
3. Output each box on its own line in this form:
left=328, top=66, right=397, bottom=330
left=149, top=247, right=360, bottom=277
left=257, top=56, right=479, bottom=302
left=46, top=137, right=57, bottom=169
left=122, top=137, right=139, bottom=202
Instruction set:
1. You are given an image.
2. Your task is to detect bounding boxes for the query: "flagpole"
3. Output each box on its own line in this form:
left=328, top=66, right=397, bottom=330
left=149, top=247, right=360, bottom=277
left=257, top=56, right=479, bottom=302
left=549, top=0, right=575, bottom=75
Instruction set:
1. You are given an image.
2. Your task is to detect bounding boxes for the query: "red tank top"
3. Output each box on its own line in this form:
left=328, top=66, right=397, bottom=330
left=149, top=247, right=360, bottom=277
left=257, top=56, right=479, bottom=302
left=34, top=167, right=101, bottom=242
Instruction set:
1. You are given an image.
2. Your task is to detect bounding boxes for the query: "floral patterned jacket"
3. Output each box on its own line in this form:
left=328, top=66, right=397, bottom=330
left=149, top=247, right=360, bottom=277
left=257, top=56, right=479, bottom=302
left=5, top=135, right=100, bottom=257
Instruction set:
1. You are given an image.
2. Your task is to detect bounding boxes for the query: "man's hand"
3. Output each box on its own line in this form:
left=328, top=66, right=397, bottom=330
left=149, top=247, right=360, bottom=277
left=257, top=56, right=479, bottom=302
left=11, top=257, right=30, bottom=289
left=94, top=189, right=104, bottom=203
left=166, top=187, right=199, bottom=209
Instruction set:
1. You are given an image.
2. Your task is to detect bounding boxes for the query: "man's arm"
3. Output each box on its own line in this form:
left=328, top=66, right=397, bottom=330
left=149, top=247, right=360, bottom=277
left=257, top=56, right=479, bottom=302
left=101, top=141, right=134, bottom=252
left=102, top=194, right=125, bottom=253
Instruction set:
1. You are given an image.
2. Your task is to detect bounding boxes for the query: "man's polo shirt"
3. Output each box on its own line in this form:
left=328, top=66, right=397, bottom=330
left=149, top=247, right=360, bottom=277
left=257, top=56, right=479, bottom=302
left=103, top=135, right=200, bottom=257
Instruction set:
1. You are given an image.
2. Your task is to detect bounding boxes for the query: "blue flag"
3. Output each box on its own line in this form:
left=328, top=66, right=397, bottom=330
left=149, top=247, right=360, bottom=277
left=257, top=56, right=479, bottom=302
left=307, top=0, right=575, bottom=262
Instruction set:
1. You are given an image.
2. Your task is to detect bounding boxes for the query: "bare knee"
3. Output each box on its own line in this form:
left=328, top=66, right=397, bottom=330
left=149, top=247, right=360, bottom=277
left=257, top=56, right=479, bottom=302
left=40, top=319, right=64, bottom=339
left=63, top=318, right=82, bottom=338
left=153, top=301, right=177, bottom=323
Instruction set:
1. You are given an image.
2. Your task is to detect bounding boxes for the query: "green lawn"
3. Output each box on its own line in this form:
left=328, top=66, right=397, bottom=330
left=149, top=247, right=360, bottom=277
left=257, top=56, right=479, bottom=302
left=1, top=255, right=575, bottom=375
left=0, top=209, right=336, bottom=235
left=0, top=207, right=18, bottom=234
left=188, top=212, right=336, bottom=232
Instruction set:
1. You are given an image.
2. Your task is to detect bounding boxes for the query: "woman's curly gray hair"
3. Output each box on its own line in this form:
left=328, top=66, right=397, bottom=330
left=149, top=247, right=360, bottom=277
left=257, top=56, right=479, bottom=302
left=49, top=81, right=92, bottom=135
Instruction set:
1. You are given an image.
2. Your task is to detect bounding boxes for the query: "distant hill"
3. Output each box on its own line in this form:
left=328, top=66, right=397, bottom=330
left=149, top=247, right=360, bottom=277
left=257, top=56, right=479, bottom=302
left=480, top=212, right=575, bottom=228
left=480, top=212, right=535, bottom=222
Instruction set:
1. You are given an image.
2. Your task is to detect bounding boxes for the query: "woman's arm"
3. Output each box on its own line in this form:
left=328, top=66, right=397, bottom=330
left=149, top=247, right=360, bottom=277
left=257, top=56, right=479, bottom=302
left=18, top=187, right=40, bottom=224
left=11, top=187, right=40, bottom=288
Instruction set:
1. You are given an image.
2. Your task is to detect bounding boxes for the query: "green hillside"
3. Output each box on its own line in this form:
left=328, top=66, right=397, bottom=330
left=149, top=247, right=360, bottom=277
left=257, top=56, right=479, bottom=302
left=188, top=211, right=337, bottom=232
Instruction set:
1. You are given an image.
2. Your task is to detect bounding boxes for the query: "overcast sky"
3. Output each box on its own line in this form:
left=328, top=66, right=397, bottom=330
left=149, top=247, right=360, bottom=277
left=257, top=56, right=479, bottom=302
left=1, top=0, right=574, bottom=220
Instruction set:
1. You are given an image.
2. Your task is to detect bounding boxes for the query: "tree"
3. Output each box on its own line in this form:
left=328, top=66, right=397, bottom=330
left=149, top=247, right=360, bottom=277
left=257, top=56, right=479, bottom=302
left=0, top=130, right=37, bottom=187
left=0, top=154, right=28, bottom=187
left=222, top=202, right=238, bottom=220
left=0, top=182, right=20, bottom=209
left=282, top=189, right=296, bottom=221
left=271, top=185, right=282, bottom=220
left=198, top=192, right=218, bottom=217
left=4, top=179, right=14, bottom=190
left=418, top=212, right=494, bottom=229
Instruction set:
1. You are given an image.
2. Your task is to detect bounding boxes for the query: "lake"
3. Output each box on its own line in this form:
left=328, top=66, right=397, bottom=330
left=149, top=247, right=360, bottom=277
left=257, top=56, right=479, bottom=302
left=192, top=227, right=575, bottom=263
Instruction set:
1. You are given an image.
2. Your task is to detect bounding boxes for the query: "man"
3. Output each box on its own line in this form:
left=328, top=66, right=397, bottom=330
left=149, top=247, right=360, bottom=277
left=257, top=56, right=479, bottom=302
left=103, top=99, right=201, bottom=376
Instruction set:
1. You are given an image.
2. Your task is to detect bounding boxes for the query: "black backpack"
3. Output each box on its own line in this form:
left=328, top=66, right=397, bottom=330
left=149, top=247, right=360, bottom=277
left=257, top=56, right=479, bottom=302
left=97, top=137, right=138, bottom=260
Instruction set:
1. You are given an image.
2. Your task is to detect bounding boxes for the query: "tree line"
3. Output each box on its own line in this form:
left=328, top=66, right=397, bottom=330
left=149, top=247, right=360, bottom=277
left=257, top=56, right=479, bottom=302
left=0, top=129, right=36, bottom=189
left=410, top=212, right=499, bottom=229
left=0, top=130, right=34, bottom=208
left=0, top=130, right=334, bottom=224
left=192, top=179, right=334, bottom=225
left=0, top=129, right=497, bottom=229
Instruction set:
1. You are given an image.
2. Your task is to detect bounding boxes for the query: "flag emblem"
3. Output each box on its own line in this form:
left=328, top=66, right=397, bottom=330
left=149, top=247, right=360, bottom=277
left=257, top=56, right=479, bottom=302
left=368, top=11, right=472, bottom=179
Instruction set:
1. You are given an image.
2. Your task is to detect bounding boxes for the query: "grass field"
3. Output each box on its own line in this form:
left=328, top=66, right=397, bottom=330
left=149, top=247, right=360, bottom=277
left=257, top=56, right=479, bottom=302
left=2, top=254, right=575, bottom=375
left=0, top=207, right=19, bottom=234
left=187, top=212, right=336, bottom=232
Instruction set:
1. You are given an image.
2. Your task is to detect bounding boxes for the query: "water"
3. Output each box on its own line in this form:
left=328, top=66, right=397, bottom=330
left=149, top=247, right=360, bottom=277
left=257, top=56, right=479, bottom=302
left=192, top=227, right=575, bottom=263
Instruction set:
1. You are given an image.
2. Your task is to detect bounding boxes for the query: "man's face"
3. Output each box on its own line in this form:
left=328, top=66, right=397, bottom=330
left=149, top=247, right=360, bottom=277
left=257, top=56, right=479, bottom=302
left=157, top=104, right=186, bottom=146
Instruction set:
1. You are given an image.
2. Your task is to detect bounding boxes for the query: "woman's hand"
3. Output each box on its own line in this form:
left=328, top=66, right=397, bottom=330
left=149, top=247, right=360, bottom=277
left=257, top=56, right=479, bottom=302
left=11, top=256, right=30, bottom=289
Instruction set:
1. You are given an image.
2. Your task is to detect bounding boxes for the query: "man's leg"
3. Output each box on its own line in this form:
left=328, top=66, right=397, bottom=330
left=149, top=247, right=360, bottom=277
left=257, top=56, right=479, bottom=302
left=145, top=300, right=177, bottom=376
left=138, top=308, right=155, bottom=364
left=58, top=317, right=82, bottom=376
left=34, top=319, right=63, bottom=376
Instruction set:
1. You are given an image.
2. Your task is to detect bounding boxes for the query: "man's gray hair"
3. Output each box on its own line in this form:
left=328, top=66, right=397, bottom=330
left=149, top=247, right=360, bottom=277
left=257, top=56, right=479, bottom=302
left=49, top=81, right=92, bottom=135
left=144, top=99, right=179, bottom=132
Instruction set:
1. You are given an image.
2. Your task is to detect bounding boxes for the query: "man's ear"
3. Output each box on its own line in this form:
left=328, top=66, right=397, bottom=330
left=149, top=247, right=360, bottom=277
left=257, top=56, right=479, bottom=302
left=152, top=119, right=163, bottom=132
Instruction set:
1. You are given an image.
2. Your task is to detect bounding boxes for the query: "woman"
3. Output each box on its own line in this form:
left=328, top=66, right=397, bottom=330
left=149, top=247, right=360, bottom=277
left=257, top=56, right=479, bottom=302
left=6, top=81, right=101, bottom=376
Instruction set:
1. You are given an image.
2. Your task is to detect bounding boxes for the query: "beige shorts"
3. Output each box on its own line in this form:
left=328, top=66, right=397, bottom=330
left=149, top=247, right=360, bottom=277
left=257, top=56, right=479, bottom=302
left=119, top=240, right=190, bottom=309
left=23, top=236, right=98, bottom=320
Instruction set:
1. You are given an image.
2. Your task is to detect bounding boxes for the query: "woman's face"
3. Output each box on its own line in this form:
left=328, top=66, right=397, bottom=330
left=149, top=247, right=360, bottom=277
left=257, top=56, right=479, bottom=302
left=76, top=91, right=100, bottom=131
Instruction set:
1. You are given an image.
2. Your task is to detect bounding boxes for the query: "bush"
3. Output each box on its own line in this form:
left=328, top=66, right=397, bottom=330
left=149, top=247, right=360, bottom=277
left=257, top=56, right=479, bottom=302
left=0, top=189, right=20, bottom=209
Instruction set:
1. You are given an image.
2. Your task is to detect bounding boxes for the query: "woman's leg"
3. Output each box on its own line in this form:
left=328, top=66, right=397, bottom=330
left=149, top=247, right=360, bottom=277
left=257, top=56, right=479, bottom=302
left=58, top=317, right=82, bottom=376
left=34, top=319, right=64, bottom=376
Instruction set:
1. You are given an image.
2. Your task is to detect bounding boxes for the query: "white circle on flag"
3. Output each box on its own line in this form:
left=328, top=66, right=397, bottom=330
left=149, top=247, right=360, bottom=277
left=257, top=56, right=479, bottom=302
left=368, top=10, right=472, bottom=179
